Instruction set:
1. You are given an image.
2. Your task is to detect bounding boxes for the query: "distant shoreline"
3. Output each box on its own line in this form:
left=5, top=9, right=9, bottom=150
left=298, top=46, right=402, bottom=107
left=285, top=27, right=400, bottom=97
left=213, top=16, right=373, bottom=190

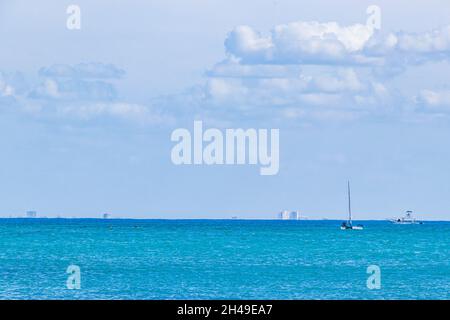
left=0, top=217, right=449, bottom=222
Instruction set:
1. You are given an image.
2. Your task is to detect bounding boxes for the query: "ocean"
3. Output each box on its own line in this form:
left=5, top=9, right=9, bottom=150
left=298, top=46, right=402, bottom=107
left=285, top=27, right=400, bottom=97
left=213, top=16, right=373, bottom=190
left=0, top=219, right=448, bottom=300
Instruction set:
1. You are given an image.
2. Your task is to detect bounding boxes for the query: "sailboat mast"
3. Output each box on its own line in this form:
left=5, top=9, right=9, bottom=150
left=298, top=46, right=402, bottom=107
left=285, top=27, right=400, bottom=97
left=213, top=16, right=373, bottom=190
left=347, top=181, right=352, bottom=223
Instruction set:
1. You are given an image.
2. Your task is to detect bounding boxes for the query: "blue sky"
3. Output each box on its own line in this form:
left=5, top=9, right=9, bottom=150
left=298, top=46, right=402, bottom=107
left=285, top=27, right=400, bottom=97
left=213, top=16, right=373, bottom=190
left=1, top=0, right=450, bottom=219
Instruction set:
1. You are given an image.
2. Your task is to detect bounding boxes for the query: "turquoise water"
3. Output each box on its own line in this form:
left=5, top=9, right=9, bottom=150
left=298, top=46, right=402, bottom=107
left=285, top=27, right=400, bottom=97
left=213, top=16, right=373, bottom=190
left=0, top=219, right=448, bottom=300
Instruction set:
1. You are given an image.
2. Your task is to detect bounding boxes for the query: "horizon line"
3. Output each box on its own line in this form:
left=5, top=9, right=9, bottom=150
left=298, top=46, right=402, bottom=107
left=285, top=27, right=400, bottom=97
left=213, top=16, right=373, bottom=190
left=1, top=217, right=449, bottom=222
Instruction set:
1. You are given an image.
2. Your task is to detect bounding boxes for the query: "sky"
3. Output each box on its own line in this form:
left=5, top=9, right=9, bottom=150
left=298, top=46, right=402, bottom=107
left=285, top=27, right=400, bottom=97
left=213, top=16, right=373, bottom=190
left=1, top=0, right=450, bottom=220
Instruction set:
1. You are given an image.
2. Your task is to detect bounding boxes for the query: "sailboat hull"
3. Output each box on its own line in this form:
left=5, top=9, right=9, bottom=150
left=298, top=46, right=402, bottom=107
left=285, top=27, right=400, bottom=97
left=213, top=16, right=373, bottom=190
left=340, top=226, right=363, bottom=230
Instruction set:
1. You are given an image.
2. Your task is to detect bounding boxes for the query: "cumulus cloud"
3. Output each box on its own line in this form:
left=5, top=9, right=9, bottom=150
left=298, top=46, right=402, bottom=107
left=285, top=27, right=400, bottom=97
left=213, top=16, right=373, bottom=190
left=225, top=22, right=375, bottom=65
left=225, top=22, right=450, bottom=67
left=1, top=63, right=168, bottom=125
left=0, top=77, right=15, bottom=97
left=4, top=21, right=450, bottom=125
left=180, top=63, right=396, bottom=124
left=0, top=71, right=28, bottom=97
left=219, top=22, right=392, bottom=118
left=30, top=63, right=122, bottom=102
left=55, top=102, right=169, bottom=124
left=39, top=63, right=125, bottom=79
left=206, top=68, right=366, bottom=103
left=200, top=56, right=394, bottom=122
left=206, top=58, right=302, bottom=79
left=29, top=78, right=117, bottom=101
left=414, top=89, right=450, bottom=111
left=181, top=21, right=450, bottom=122
left=376, top=26, right=450, bottom=55
left=130, top=20, right=447, bottom=124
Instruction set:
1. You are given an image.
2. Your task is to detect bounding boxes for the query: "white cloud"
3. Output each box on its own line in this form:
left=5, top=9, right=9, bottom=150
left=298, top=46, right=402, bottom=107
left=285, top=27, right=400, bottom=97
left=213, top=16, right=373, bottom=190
left=225, top=22, right=450, bottom=67
left=0, top=64, right=169, bottom=125
left=396, top=26, right=450, bottom=54
left=415, top=89, right=450, bottom=111
left=30, top=78, right=117, bottom=101
left=184, top=21, right=450, bottom=122
left=0, top=79, right=14, bottom=97
left=224, top=26, right=273, bottom=63
left=24, top=63, right=170, bottom=124
left=39, top=63, right=125, bottom=79
left=207, top=58, right=302, bottom=78
left=4, top=21, right=450, bottom=126
left=56, top=102, right=170, bottom=124
left=219, top=68, right=362, bottom=97
left=225, top=22, right=375, bottom=65
left=0, top=71, right=28, bottom=97
left=203, top=62, right=390, bottom=119
left=208, top=21, right=392, bottom=121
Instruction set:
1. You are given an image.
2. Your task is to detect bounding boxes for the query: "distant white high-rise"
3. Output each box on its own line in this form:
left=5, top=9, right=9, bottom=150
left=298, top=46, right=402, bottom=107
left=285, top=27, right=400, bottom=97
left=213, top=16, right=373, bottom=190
left=277, top=210, right=289, bottom=220
left=278, top=210, right=300, bottom=220
left=289, top=211, right=301, bottom=220
left=26, top=211, right=37, bottom=218
left=277, top=210, right=301, bottom=220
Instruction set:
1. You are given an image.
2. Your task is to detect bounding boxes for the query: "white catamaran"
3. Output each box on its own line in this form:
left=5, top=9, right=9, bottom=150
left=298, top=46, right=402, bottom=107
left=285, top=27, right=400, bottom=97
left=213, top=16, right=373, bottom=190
left=340, top=181, right=363, bottom=230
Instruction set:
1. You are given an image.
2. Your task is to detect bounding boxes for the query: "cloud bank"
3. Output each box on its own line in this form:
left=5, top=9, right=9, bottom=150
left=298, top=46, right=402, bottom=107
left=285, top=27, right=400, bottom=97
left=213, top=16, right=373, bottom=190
left=39, top=63, right=125, bottom=79
left=225, top=22, right=450, bottom=67
left=188, top=21, right=450, bottom=122
left=2, top=22, right=450, bottom=126
left=1, top=63, right=169, bottom=125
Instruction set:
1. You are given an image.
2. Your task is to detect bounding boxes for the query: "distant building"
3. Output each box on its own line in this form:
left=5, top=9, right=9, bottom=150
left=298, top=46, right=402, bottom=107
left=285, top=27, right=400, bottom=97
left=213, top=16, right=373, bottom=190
left=278, top=210, right=302, bottom=220
left=26, top=211, right=37, bottom=218
left=289, top=211, right=301, bottom=220
left=277, top=210, right=288, bottom=220
left=103, top=213, right=110, bottom=219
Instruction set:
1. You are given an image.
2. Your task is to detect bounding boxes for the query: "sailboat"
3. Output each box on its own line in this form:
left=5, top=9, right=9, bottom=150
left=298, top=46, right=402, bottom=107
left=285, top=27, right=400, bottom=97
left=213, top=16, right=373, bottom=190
left=340, top=181, right=363, bottom=230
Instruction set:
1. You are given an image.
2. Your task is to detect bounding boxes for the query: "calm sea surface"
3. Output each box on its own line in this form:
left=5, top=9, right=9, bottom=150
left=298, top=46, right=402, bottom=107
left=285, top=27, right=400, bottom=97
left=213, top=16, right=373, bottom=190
left=0, top=219, right=448, bottom=299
